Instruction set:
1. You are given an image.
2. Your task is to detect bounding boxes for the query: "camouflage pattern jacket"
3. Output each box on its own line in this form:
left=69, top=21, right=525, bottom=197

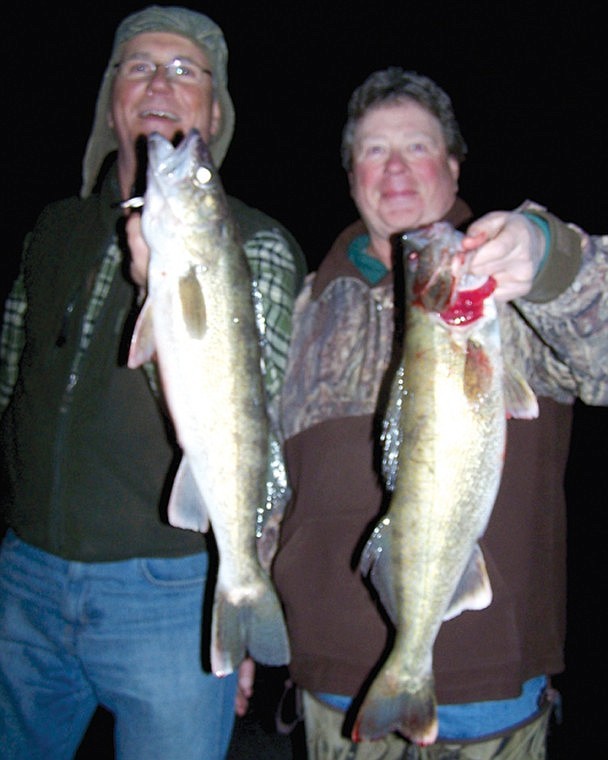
left=273, top=203, right=607, bottom=705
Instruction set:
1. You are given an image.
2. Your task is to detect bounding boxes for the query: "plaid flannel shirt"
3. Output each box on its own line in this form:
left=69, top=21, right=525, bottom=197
left=0, top=227, right=299, bottom=416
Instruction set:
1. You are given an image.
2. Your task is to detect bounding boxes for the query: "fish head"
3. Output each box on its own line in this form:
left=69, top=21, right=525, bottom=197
left=400, top=222, right=463, bottom=313
left=400, top=221, right=496, bottom=329
left=142, top=129, right=228, bottom=266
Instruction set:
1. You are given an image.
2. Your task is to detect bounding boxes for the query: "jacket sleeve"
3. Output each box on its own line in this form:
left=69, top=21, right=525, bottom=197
left=0, top=269, right=27, bottom=417
left=243, top=228, right=304, bottom=409
left=507, top=226, right=608, bottom=407
left=519, top=202, right=584, bottom=303
left=242, top=227, right=305, bottom=570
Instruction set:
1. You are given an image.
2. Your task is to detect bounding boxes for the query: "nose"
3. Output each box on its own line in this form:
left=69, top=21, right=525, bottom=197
left=385, top=150, right=409, bottom=173
left=146, top=67, right=172, bottom=92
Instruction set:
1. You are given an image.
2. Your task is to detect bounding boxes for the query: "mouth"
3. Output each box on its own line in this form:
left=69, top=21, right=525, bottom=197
left=382, top=190, right=417, bottom=207
left=140, top=109, right=179, bottom=122
left=382, top=182, right=416, bottom=198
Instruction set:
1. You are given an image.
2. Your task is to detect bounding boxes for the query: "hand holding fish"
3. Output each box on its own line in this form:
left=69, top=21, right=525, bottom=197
left=462, top=211, right=546, bottom=302
left=124, top=212, right=149, bottom=297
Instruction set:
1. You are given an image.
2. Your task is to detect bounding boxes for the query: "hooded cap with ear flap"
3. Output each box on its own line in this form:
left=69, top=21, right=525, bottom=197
left=80, top=5, right=235, bottom=198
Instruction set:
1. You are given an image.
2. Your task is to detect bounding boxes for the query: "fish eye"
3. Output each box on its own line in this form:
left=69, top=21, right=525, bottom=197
left=194, top=166, right=212, bottom=186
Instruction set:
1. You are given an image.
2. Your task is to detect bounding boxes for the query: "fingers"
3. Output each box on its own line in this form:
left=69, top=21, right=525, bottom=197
left=464, top=210, right=506, bottom=243
left=462, top=212, right=542, bottom=301
left=234, top=657, right=255, bottom=717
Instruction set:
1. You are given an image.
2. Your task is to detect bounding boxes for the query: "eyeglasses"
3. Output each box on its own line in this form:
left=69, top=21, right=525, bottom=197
left=114, top=57, right=212, bottom=86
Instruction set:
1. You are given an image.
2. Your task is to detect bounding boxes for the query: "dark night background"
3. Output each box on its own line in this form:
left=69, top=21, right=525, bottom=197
left=3, top=2, right=606, bottom=757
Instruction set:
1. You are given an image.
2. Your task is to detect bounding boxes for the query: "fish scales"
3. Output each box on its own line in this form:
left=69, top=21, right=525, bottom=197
left=128, top=129, right=290, bottom=676
left=352, top=222, right=532, bottom=746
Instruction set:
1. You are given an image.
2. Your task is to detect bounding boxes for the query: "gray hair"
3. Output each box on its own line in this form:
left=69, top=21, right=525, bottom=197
left=341, top=68, right=467, bottom=172
left=81, top=5, right=235, bottom=197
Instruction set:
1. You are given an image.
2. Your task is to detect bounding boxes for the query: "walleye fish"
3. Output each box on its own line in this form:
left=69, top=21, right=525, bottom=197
left=352, top=222, right=538, bottom=745
left=127, top=129, right=290, bottom=676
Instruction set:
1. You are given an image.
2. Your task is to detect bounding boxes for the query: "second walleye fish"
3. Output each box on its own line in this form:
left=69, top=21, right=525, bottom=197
left=352, top=222, right=538, bottom=745
left=127, top=129, right=290, bottom=676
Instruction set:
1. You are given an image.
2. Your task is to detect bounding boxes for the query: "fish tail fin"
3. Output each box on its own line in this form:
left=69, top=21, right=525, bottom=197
left=352, top=672, right=438, bottom=746
left=210, top=590, right=247, bottom=677
left=245, top=575, right=291, bottom=668
left=210, top=576, right=290, bottom=677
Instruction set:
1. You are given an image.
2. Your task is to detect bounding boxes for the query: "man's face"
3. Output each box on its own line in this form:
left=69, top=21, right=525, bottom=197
left=110, top=32, right=220, bottom=176
left=349, top=99, right=460, bottom=245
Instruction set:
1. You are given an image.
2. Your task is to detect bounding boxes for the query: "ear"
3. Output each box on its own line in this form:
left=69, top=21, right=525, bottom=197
left=347, top=171, right=356, bottom=199
left=448, top=156, right=460, bottom=184
left=209, top=100, right=222, bottom=137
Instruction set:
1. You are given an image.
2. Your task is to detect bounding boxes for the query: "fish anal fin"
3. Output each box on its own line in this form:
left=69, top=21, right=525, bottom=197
left=167, top=457, right=209, bottom=533
left=503, top=365, right=539, bottom=420
left=444, top=543, right=492, bottom=621
left=127, top=299, right=156, bottom=368
left=180, top=267, right=207, bottom=338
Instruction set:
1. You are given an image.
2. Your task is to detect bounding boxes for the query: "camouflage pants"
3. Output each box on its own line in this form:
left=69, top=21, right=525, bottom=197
left=302, top=688, right=559, bottom=760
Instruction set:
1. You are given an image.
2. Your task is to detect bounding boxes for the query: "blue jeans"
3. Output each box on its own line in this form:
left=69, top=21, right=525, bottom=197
left=0, top=530, right=238, bottom=760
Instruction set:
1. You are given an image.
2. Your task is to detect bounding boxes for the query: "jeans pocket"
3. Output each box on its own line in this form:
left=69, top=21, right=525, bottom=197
left=140, top=552, right=208, bottom=587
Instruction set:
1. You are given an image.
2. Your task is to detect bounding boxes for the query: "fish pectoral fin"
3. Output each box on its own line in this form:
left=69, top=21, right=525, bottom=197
left=127, top=298, right=156, bottom=368
left=503, top=364, right=539, bottom=420
left=444, top=544, right=492, bottom=621
left=167, top=457, right=209, bottom=533
left=180, top=268, right=207, bottom=339
left=360, top=520, right=398, bottom=625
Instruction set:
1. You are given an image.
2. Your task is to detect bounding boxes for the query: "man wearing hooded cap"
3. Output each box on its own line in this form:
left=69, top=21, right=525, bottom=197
left=0, top=6, right=305, bottom=758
